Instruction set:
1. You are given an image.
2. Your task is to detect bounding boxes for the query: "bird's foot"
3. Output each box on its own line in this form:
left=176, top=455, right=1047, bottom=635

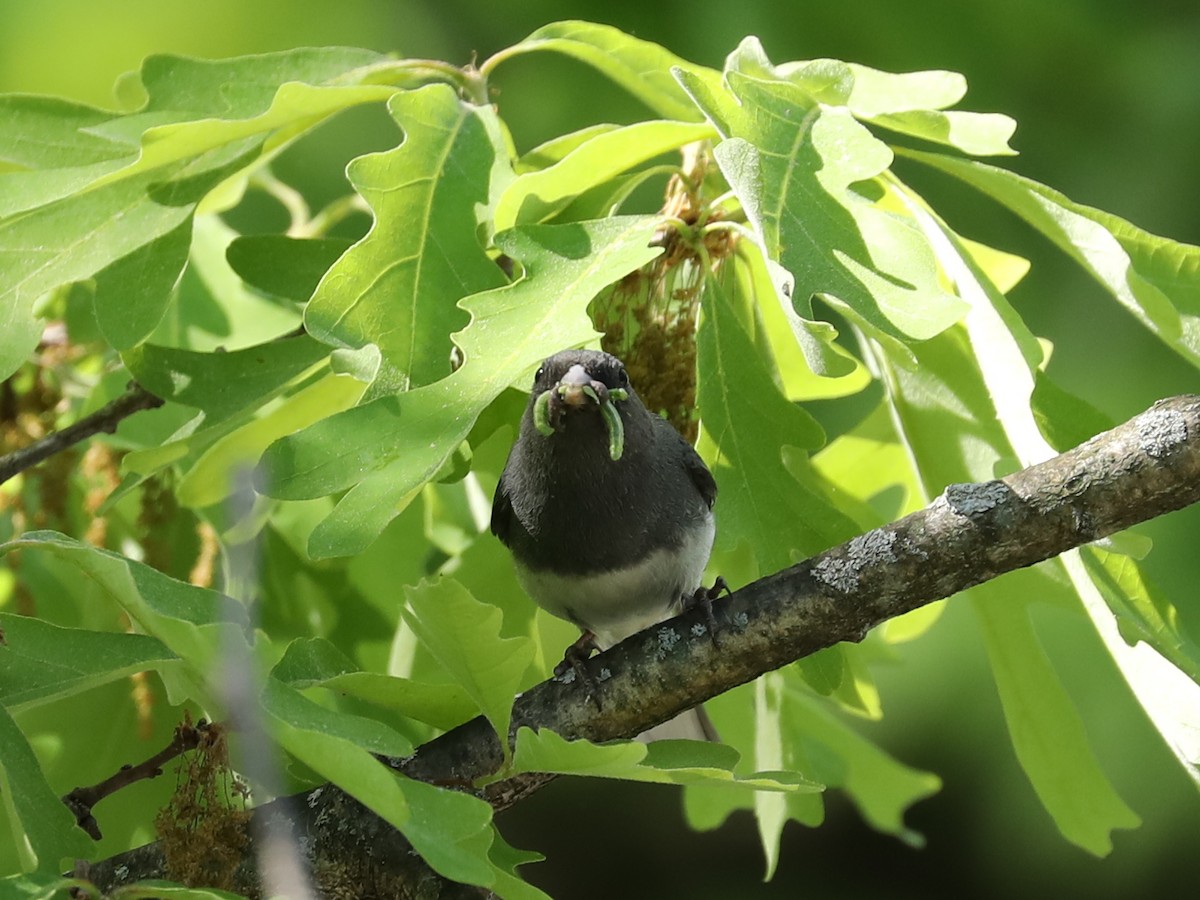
left=684, top=576, right=730, bottom=647
left=554, top=630, right=603, bottom=709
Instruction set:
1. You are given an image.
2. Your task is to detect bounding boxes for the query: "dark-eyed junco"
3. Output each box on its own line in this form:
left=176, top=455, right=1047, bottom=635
left=491, top=348, right=720, bottom=740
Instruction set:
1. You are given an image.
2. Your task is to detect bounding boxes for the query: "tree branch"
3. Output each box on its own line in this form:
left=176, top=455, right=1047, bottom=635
left=63, top=719, right=209, bottom=840
left=84, top=394, right=1200, bottom=895
left=0, top=382, right=163, bottom=486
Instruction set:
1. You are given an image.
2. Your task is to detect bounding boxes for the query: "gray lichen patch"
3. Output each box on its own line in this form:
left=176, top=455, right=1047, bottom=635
left=812, top=527, right=897, bottom=594
left=655, top=626, right=681, bottom=659
left=945, top=480, right=1011, bottom=518
left=812, top=553, right=857, bottom=593
left=1138, top=407, right=1189, bottom=459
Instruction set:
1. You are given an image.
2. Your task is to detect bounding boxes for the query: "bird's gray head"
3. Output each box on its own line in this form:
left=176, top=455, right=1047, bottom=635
left=526, top=349, right=639, bottom=460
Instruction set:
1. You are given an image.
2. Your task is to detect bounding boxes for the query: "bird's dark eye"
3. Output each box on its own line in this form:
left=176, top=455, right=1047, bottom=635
left=535, top=366, right=545, bottom=382
left=617, top=367, right=629, bottom=387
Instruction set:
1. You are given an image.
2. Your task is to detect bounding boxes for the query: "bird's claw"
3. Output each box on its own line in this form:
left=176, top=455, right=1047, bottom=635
left=684, top=576, right=730, bottom=648
left=554, top=630, right=603, bottom=709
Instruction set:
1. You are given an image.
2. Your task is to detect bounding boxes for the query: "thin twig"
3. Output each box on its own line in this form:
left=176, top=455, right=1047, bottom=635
left=62, top=719, right=209, bottom=840
left=0, top=382, right=163, bottom=486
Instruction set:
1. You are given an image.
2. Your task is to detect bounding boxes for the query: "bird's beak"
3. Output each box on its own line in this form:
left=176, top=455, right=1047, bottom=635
left=557, top=364, right=603, bottom=408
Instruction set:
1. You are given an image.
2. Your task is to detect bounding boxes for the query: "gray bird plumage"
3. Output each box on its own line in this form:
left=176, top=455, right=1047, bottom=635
left=491, top=349, right=719, bottom=740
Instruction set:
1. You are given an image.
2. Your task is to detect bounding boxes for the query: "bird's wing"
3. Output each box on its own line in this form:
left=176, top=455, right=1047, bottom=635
left=656, top=419, right=716, bottom=509
left=490, top=473, right=515, bottom=544
left=683, top=441, right=717, bottom=509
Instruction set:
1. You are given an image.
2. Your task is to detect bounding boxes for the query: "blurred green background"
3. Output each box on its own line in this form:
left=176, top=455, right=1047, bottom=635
left=4, top=1, right=1198, bottom=896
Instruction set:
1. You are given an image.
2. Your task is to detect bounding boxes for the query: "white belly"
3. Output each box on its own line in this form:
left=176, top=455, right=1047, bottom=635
left=516, top=514, right=715, bottom=649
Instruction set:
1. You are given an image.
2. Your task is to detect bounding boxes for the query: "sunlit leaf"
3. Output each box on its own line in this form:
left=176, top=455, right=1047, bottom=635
left=491, top=21, right=721, bottom=122
left=494, top=119, right=715, bottom=229
left=973, top=579, right=1141, bottom=854
left=1071, top=551, right=1200, bottom=787
left=304, top=84, right=510, bottom=387
left=697, top=275, right=857, bottom=574
left=677, top=46, right=967, bottom=346
left=903, top=148, right=1200, bottom=367
left=404, top=578, right=535, bottom=751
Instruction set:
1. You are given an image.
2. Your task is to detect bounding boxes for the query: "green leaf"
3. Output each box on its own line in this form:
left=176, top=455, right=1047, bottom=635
left=732, top=245, right=863, bottom=387
left=137, top=47, right=390, bottom=116
left=492, top=21, right=721, bottom=122
left=259, top=216, right=662, bottom=557
left=0, top=48, right=410, bottom=381
left=225, top=235, right=352, bottom=301
left=148, top=214, right=304, bottom=352
left=325, top=672, right=478, bottom=731
left=841, top=63, right=968, bottom=116
left=903, top=149, right=1200, bottom=367
left=270, top=637, right=478, bottom=730
left=494, top=119, right=715, bottom=229
left=0, top=705, right=94, bottom=872
left=748, top=673, right=820, bottom=878
left=677, top=55, right=967, bottom=345
left=0, top=95, right=131, bottom=168
left=269, top=636, right=359, bottom=684
left=813, top=403, right=924, bottom=521
left=973, top=579, right=1141, bottom=854
left=271, top=669, right=498, bottom=887
left=91, top=215, right=193, bottom=350
left=1069, top=551, right=1200, bottom=786
left=403, top=579, right=535, bottom=751
left=0, top=166, right=196, bottom=381
left=783, top=685, right=941, bottom=846
left=869, top=109, right=1017, bottom=156
left=174, top=370, right=368, bottom=508
left=393, top=778, right=496, bottom=888
left=515, top=124, right=620, bottom=172
left=809, top=61, right=1018, bottom=155
left=264, top=707, right=412, bottom=845
left=1082, top=549, right=1200, bottom=685
left=487, top=831, right=551, bottom=900
left=262, top=676, right=412, bottom=758
left=511, top=727, right=818, bottom=792
left=304, top=84, right=510, bottom=387
left=1030, top=371, right=1114, bottom=452
left=0, top=96, right=136, bottom=217
left=0, top=613, right=178, bottom=710
left=697, top=275, right=858, bottom=576
left=123, top=334, right=330, bottom=422
left=0, top=531, right=247, bottom=702
left=90, top=49, right=400, bottom=189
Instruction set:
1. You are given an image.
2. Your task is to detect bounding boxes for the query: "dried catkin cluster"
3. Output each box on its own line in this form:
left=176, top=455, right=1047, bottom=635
left=592, top=143, right=737, bottom=444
